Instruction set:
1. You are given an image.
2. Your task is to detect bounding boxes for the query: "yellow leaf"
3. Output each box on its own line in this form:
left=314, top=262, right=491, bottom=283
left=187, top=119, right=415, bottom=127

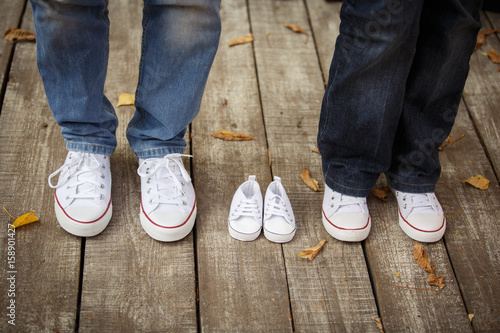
left=284, top=24, right=308, bottom=35
left=3, top=27, right=35, bottom=43
left=116, top=93, right=135, bottom=107
left=297, top=239, right=327, bottom=261
left=311, top=147, right=320, bottom=154
left=371, top=317, right=384, bottom=333
left=463, top=174, right=491, bottom=190
left=211, top=129, right=254, bottom=141
left=468, top=314, right=474, bottom=322
left=10, top=210, right=39, bottom=229
left=228, top=34, right=254, bottom=47
left=300, top=168, right=320, bottom=191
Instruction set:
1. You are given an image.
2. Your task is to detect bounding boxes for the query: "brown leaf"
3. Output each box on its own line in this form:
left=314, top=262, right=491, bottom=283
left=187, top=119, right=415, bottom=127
left=228, top=34, right=254, bottom=47
left=3, top=27, right=36, bottom=43
left=297, top=239, right=327, bottom=261
left=285, top=24, right=308, bottom=35
left=300, top=168, right=320, bottom=191
left=439, top=134, right=465, bottom=150
left=211, top=129, right=254, bottom=141
left=311, top=147, right=320, bottom=154
left=116, top=93, right=135, bottom=107
left=413, top=242, right=433, bottom=273
left=428, top=272, right=445, bottom=289
left=371, top=317, right=384, bottom=333
left=371, top=187, right=391, bottom=201
left=487, top=48, right=500, bottom=64
left=476, top=29, right=500, bottom=50
left=463, top=174, right=491, bottom=190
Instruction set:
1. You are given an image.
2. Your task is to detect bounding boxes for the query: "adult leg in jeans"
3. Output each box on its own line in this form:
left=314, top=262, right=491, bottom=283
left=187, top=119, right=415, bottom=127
left=31, top=0, right=115, bottom=237
left=130, top=0, right=221, bottom=242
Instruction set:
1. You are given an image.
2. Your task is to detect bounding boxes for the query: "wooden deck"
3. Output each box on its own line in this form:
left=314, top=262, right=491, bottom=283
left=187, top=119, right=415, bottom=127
left=1, top=0, right=499, bottom=332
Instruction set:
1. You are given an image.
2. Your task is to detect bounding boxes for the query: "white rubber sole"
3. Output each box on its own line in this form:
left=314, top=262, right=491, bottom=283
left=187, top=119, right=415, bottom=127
left=398, top=213, right=446, bottom=243
left=228, top=222, right=261, bottom=241
left=54, top=201, right=112, bottom=237
left=140, top=206, right=196, bottom=242
left=322, top=212, right=371, bottom=242
left=263, top=228, right=296, bottom=243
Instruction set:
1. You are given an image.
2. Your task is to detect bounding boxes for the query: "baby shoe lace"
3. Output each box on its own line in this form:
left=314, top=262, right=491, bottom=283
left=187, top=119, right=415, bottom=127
left=48, top=152, right=106, bottom=200
left=232, top=199, right=261, bottom=220
left=137, top=154, right=192, bottom=210
left=266, top=194, right=292, bottom=223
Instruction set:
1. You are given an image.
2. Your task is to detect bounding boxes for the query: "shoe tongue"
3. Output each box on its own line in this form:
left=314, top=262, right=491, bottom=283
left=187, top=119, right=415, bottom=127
left=337, top=196, right=365, bottom=214
left=410, top=194, right=435, bottom=214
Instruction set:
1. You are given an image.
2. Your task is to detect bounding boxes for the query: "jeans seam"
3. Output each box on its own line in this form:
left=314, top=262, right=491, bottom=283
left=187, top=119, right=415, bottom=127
left=65, top=141, right=115, bottom=150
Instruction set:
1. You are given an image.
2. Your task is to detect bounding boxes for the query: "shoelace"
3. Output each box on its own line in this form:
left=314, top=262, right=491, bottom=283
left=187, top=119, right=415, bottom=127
left=232, top=198, right=261, bottom=220
left=137, top=154, right=192, bottom=210
left=48, top=152, right=105, bottom=200
left=330, top=193, right=367, bottom=214
left=400, top=193, right=438, bottom=214
left=266, top=195, right=292, bottom=223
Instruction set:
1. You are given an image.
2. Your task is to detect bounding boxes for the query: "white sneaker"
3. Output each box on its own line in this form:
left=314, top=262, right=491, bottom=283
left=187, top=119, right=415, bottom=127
left=394, top=190, right=446, bottom=243
left=263, top=176, right=296, bottom=243
left=228, top=175, right=263, bottom=241
left=138, top=154, right=196, bottom=242
left=322, top=185, right=371, bottom=242
left=48, top=151, right=112, bottom=237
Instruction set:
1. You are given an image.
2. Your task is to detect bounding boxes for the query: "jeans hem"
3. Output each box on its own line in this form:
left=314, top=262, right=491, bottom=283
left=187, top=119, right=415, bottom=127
left=65, top=141, right=115, bottom=156
left=324, top=175, right=373, bottom=198
left=132, top=146, right=187, bottom=159
left=385, top=173, right=437, bottom=193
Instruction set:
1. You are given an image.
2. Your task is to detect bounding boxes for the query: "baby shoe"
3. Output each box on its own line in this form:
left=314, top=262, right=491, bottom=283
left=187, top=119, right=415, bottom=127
left=228, top=175, right=263, bottom=241
left=263, top=176, right=296, bottom=243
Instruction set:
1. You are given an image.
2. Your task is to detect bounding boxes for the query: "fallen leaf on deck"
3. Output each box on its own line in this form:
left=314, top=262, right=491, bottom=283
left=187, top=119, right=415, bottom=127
left=371, top=187, right=391, bottom=201
left=3, top=207, right=39, bottom=229
left=463, top=174, right=490, bottom=190
left=371, top=317, right=384, bottom=333
left=468, top=314, right=474, bottom=322
left=3, top=27, right=36, bottom=43
left=211, top=129, right=254, bottom=141
left=116, top=93, right=135, bottom=107
left=285, top=24, right=308, bottom=35
left=487, top=48, right=500, bottom=64
left=300, top=168, right=320, bottom=191
left=297, top=239, right=327, bottom=261
left=439, top=134, right=465, bottom=150
left=413, top=242, right=445, bottom=289
left=475, top=29, right=500, bottom=50
left=228, top=34, right=254, bottom=47
left=311, top=147, right=320, bottom=154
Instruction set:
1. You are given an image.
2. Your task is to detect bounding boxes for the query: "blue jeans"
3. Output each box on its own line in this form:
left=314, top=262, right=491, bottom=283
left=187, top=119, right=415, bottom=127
left=318, top=0, right=481, bottom=197
left=30, top=0, right=221, bottom=158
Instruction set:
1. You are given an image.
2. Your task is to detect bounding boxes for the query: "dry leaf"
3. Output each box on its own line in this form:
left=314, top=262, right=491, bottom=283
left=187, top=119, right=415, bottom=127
left=285, top=24, right=308, bottom=35
left=413, top=242, right=445, bottom=289
left=439, top=134, right=465, bottom=150
left=463, top=175, right=491, bottom=190
left=300, top=168, right=320, bottom=191
left=476, top=29, right=500, bottom=50
left=371, top=317, right=384, bottom=333
left=311, top=147, right=320, bottom=154
left=3, top=208, right=39, bottom=229
left=468, top=314, right=474, bottom=322
left=228, top=34, right=254, bottom=47
left=371, top=187, right=391, bottom=201
left=487, top=48, right=500, bottom=64
left=3, top=27, right=35, bottom=43
left=297, top=239, right=327, bottom=261
left=211, top=129, right=254, bottom=141
left=116, top=93, right=135, bottom=107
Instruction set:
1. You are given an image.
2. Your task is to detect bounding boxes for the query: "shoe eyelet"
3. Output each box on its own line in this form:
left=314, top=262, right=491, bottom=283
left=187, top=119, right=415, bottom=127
left=149, top=199, right=154, bottom=204
left=146, top=168, right=150, bottom=175
left=147, top=188, right=152, bottom=194
left=101, top=174, right=105, bottom=179
left=147, top=178, right=151, bottom=184
left=101, top=165, right=105, bottom=169
left=67, top=176, right=70, bottom=180
left=181, top=182, right=185, bottom=186
left=100, top=184, right=105, bottom=188
left=66, top=186, right=70, bottom=190
left=99, top=194, right=105, bottom=200
left=66, top=195, right=70, bottom=200
left=182, top=201, right=187, bottom=206
left=330, top=204, right=334, bottom=207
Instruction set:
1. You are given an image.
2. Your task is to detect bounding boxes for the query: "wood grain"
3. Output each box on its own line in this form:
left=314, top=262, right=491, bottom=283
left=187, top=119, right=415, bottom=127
left=192, top=0, right=293, bottom=331
left=249, top=0, right=379, bottom=331
left=0, top=5, right=81, bottom=332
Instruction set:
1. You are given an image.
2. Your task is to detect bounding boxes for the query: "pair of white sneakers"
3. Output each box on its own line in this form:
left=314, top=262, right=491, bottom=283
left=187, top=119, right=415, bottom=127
left=322, top=184, right=446, bottom=243
left=48, top=151, right=195, bottom=242
left=228, top=175, right=296, bottom=243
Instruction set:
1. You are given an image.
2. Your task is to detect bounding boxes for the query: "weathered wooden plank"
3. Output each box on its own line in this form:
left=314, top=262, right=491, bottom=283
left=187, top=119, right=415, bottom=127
left=0, top=5, right=81, bottom=332
left=249, top=0, right=379, bottom=331
left=192, top=0, right=293, bottom=331
left=462, top=11, right=500, bottom=175
left=78, top=1, right=197, bottom=331
left=0, top=0, right=25, bottom=105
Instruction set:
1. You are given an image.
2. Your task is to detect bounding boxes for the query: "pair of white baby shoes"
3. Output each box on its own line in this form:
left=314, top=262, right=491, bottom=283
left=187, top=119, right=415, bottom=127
left=228, top=175, right=296, bottom=243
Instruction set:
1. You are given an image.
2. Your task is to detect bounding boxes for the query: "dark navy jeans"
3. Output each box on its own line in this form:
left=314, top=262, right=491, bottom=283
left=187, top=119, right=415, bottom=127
left=30, top=0, right=221, bottom=158
left=318, top=0, right=481, bottom=197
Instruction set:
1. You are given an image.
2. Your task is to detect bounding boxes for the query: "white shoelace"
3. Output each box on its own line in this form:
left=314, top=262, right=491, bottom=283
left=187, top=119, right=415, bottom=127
left=48, top=152, right=105, bottom=200
left=232, top=198, right=261, bottom=220
left=266, top=195, right=292, bottom=223
left=137, top=154, right=192, bottom=210
left=400, top=193, right=438, bottom=214
left=330, top=192, right=367, bottom=214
